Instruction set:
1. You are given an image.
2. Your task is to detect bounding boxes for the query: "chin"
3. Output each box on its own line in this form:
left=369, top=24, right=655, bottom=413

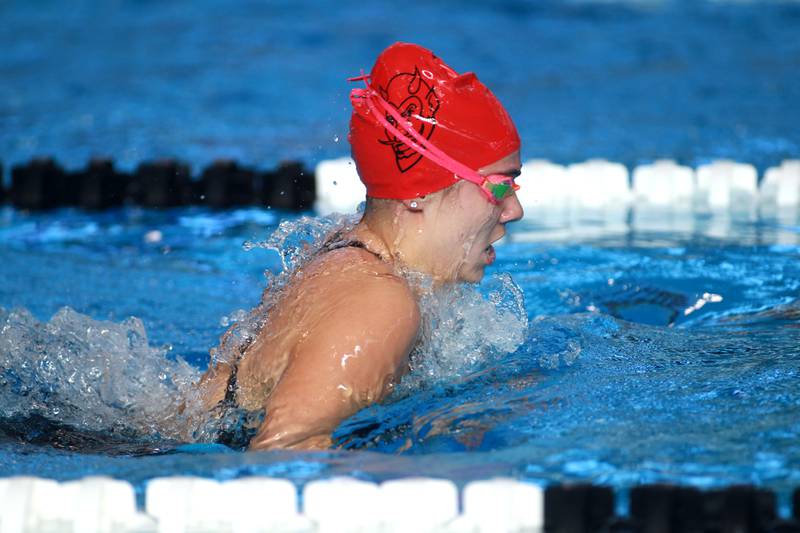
left=458, top=265, right=486, bottom=283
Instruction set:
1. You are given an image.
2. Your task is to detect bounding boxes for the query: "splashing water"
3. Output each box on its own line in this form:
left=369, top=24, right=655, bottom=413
left=0, top=212, right=532, bottom=451
left=209, top=212, right=360, bottom=368
left=243, top=213, right=531, bottom=392
left=399, top=272, right=528, bottom=392
left=0, top=306, right=200, bottom=448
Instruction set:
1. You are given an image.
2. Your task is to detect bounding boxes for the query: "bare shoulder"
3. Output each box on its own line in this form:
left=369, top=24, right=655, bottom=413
left=247, top=246, right=420, bottom=450
left=286, top=247, right=421, bottom=366
left=298, top=246, right=419, bottom=325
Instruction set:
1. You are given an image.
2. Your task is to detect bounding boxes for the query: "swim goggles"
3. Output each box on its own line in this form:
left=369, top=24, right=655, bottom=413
left=350, top=75, right=520, bottom=205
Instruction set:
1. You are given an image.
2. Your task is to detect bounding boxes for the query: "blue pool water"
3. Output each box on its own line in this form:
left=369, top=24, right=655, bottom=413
left=1, top=0, right=800, bottom=518
left=1, top=0, right=800, bottom=177
left=1, top=206, right=799, bottom=514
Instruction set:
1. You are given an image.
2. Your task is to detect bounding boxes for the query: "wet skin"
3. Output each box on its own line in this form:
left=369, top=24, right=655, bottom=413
left=198, top=151, right=524, bottom=450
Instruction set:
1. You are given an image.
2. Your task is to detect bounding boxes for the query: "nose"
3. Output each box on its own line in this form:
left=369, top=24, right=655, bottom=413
left=499, top=192, right=524, bottom=224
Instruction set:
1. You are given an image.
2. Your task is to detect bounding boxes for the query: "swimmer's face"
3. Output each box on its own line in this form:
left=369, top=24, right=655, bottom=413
left=425, top=151, right=524, bottom=282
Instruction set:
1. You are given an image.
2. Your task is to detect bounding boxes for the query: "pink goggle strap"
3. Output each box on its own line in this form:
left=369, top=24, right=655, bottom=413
left=349, top=74, right=490, bottom=192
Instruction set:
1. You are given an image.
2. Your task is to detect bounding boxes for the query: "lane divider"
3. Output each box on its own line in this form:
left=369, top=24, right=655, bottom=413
left=1, top=157, right=798, bottom=214
left=632, top=160, right=695, bottom=209
left=1, top=475, right=799, bottom=532
left=2, top=158, right=315, bottom=211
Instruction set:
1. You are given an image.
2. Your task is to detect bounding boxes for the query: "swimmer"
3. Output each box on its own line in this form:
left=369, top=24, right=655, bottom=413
left=196, top=42, right=524, bottom=450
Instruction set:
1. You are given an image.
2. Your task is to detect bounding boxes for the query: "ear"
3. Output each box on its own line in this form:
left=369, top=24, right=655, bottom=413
left=402, top=198, right=424, bottom=212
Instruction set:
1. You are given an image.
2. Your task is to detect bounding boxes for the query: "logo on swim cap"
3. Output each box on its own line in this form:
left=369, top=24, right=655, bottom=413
left=377, top=67, right=440, bottom=173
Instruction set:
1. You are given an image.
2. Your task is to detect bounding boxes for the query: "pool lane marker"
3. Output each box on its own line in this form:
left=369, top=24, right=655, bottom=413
left=3, top=158, right=315, bottom=211
left=3, top=475, right=800, bottom=532
left=632, top=159, right=695, bottom=208
left=462, top=478, right=544, bottom=532
left=2, top=157, right=800, bottom=213
left=314, top=157, right=364, bottom=216
left=761, top=160, right=800, bottom=209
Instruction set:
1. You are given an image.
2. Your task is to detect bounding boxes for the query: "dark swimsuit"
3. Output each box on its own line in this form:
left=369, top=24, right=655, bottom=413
left=214, top=234, right=384, bottom=449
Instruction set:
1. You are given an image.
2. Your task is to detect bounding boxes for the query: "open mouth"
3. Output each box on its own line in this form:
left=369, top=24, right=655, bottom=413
left=484, top=244, right=496, bottom=264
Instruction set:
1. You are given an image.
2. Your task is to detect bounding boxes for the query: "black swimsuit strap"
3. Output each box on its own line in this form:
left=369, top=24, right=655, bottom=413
left=218, top=333, right=253, bottom=408
left=325, top=239, right=382, bottom=259
left=222, top=362, right=239, bottom=405
left=319, top=230, right=386, bottom=262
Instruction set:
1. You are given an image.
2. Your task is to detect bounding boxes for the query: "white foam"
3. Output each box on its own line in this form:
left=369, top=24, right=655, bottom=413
left=401, top=273, right=527, bottom=392
left=0, top=306, right=201, bottom=442
left=314, top=157, right=365, bottom=215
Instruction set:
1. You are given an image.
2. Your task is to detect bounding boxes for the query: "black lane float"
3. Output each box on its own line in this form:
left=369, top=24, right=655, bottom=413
left=2, top=157, right=316, bottom=211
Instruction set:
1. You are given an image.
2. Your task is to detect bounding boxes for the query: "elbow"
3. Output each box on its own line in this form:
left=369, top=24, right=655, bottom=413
left=248, top=405, right=335, bottom=451
left=249, top=431, right=332, bottom=451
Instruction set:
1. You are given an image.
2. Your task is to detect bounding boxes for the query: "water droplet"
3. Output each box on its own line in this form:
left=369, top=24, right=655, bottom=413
left=144, top=230, right=162, bottom=243
left=334, top=135, right=340, bottom=143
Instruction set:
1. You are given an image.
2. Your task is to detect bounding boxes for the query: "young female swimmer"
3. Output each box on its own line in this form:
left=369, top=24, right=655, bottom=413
left=197, top=42, right=524, bottom=450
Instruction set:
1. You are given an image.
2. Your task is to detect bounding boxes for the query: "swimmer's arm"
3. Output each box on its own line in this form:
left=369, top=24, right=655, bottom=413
left=248, top=285, right=420, bottom=451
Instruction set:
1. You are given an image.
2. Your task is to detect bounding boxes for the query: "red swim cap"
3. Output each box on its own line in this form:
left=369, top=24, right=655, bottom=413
left=349, top=42, right=520, bottom=200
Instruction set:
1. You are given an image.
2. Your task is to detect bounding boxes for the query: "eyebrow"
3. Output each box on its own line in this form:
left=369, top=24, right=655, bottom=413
left=484, top=168, right=522, bottom=179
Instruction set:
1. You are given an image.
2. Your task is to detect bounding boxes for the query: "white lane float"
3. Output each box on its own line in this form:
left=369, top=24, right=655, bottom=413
left=222, top=477, right=306, bottom=533
left=303, top=477, right=382, bottom=532
left=631, top=160, right=696, bottom=233
left=632, top=159, right=695, bottom=208
left=695, top=159, right=758, bottom=213
left=379, top=477, right=460, bottom=532
left=146, top=477, right=226, bottom=533
left=0, top=477, right=61, bottom=533
left=462, top=478, right=545, bottom=533
left=566, top=159, right=631, bottom=212
left=60, top=476, right=141, bottom=533
left=314, top=157, right=364, bottom=215
left=517, top=159, right=571, bottom=213
left=760, top=159, right=800, bottom=210
left=310, top=156, right=799, bottom=241
left=517, top=158, right=630, bottom=236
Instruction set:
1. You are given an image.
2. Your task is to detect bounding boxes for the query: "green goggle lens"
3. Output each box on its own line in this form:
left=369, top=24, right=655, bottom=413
left=488, top=182, right=512, bottom=200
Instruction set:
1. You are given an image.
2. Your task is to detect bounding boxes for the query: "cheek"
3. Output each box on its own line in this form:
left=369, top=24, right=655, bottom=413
left=468, top=211, right=500, bottom=244
left=436, top=192, right=498, bottom=258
